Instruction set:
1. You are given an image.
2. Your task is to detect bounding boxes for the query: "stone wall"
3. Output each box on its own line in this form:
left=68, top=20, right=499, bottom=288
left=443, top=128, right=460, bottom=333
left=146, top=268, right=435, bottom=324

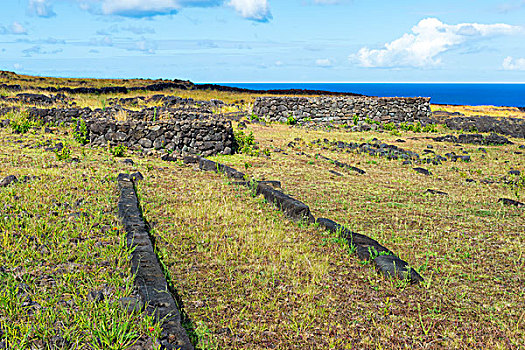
left=253, top=96, right=432, bottom=125
left=87, top=117, right=234, bottom=156
left=1, top=107, right=235, bottom=156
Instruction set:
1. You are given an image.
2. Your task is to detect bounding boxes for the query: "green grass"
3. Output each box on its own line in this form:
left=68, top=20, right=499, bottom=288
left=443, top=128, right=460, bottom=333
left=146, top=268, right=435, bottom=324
left=0, top=75, right=524, bottom=349
left=204, top=122, right=525, bottom=349
left=0, top=127, right=160, bottom=349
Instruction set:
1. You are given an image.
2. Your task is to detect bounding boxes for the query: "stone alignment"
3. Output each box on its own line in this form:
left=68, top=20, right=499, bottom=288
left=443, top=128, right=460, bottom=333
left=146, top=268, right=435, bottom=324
left=117, top=174, right=194, bottom=350
left=316, top=218, right=423, bottom=283
left=498, top=198, right=524, bottom=207
left=253, top=96, right=432, bottom=125
left=189, top=157, right=423, bottom=283
left=255, top=182, right=315, bottom=223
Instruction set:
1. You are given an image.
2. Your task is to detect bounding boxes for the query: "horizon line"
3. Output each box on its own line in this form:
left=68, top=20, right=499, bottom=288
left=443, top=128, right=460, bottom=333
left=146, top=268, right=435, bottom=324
left=203, top=81, right=525, bottom=84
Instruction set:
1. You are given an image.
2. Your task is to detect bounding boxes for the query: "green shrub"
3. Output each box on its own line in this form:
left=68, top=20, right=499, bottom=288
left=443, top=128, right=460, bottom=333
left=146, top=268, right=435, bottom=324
left=364, top=116, right=380, bottom=125
left=422, top=124, right=439, bottom=133
left=10, top=119, right=32, bottom=134
left=8, top=112, right=36, bottom=134
left=286, top=115, right=297, bottom=125
left=412, top=121, right=422, bottom=132
left=353, top=115, right=359, bottom=125
left=73, top=118, right=89, bottom=145
left=234, top=130, right=256, bottom=155
left=109, top=144, right=127, bottom=157
left=54, top=146, right=71, bottom=161
left=383, top=122, right=397, bottom=131
left=249, top=113, right=263, bottom=122
left=399, top=121, right=422, bottom=132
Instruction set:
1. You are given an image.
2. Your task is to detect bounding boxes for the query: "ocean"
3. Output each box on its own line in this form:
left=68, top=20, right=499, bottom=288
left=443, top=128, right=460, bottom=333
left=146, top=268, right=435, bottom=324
left=220, top=83, right=525, bottom=108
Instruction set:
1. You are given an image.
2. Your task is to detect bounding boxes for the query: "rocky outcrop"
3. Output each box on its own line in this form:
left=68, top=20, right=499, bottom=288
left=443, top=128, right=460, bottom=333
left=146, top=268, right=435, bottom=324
left=253, top=96, right=432, bottom=125
left=0, top=93, right=66, bottom=106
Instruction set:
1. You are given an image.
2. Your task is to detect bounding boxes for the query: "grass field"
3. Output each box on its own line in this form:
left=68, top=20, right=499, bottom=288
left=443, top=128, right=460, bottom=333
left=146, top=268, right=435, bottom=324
left=0, top=127, right=162, bottom=349
left=0, top=74, right=524, bottom=349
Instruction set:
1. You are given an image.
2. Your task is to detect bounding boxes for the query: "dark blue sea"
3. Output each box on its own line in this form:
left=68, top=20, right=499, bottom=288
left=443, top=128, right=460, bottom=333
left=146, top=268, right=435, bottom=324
left=221, top=83, right=525, bottom=107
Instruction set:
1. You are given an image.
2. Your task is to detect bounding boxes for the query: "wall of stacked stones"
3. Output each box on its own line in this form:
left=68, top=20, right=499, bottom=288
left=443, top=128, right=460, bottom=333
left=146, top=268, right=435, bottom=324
left=4, top=107, right=235, bottom=156
left=87, top=118, right=234, bottom=156
left=253, top=96, right=432, bottom=125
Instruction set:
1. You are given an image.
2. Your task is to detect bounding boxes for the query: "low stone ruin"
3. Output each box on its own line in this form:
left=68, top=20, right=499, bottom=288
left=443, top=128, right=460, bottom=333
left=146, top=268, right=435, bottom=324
left=87, top=117, right=234, bottom=156
left=253, top=96, right=432, bottom=125
left=0, top=106, right=235, bottom=156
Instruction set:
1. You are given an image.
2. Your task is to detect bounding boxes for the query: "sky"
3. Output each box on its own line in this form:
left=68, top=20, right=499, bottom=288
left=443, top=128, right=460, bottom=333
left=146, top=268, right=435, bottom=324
left=1, top=0, right=525, bottom=82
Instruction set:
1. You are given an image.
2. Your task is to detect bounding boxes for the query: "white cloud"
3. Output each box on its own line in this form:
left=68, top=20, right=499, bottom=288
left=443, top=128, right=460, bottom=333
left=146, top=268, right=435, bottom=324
left=352, top=18, right=520, bottom=68
left=11, top=22, right=28, bottom=34
left=97, top=24, right=156, bottom=35
left=28, top=0, right=56, bottom=18
left=101, top=0, right=179, bottom=16
left=502, top=56, right=525, bottom=70
left=132, top=39, right=157, bottom=53
left=29, top=0, right=271, bottom=21
left=316, top=58, right=333, bottom=67
left=0, top=22, right=28, bottom=35
left=227, top=0, right=272, bottom=22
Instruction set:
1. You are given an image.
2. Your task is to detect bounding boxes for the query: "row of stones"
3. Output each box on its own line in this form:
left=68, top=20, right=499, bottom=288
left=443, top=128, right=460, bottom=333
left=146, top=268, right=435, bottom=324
left=117, top=174, right=194, bottom=350
left=253, top=96, right=432, bottom=125
left=107, top=94, right=225, bottom=110
left=189, top=156, right=424, bottom=283
left=0, top=81, right=191, bottom=95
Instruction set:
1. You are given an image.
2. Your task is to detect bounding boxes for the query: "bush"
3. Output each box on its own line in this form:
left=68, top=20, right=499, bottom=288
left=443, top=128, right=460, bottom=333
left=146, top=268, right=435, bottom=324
left=353, top=115, right=359, bottom=125
left=73, top=118, right=89, bottom=145
left=54, top=146, right=71, bottom=161
left=399, top=121, right=422, bottom=132
left=234, top=130, right=258, bottom=156
left=422, top=124, right=439, bottom=133
left=364, top=116, right=380, bottom=125
left=9, top=112, right=35, bottom=134
left=383, top=122, right=397, bottom=131
left=109, top=144, right=127, bottom=157
left=249, top=113, right=263, bottom=122
left=286, top=115, right=297, bottom=125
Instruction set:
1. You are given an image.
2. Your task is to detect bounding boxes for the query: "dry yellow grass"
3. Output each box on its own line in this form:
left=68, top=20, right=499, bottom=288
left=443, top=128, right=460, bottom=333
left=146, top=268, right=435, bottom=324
left=431, top=104, right=525, bottom=119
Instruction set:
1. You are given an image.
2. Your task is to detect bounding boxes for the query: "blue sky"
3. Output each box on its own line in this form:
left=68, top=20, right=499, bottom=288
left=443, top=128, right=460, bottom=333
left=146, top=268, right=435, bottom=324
left=1, top=0, right=525, bottom=82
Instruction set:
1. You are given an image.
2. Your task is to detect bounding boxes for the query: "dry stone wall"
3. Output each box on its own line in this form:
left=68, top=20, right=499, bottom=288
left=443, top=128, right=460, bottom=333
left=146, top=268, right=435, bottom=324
left=87, top=117, right=234, bottom=156
left=0, top=107, right=235, bottom=156
left=253, top=96, right=432, bottom=125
